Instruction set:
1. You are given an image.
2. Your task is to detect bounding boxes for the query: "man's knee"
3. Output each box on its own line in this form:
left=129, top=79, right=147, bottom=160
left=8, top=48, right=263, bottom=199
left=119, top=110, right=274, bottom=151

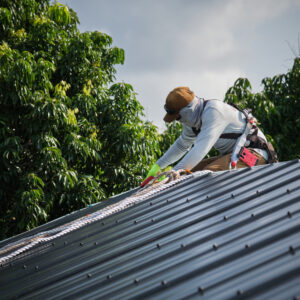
left=203, top=154, right=231, bottom=172
left=192, top=156, right=219, bottom=172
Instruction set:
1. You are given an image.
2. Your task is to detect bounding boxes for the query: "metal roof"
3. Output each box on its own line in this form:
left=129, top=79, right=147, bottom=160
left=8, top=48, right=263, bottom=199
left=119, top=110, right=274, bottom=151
left=1, top=160, right=300, bottom=300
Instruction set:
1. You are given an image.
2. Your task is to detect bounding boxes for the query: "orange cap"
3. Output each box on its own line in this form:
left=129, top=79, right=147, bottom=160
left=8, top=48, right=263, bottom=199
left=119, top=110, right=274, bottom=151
left=163, top=87, right=194, bottom=122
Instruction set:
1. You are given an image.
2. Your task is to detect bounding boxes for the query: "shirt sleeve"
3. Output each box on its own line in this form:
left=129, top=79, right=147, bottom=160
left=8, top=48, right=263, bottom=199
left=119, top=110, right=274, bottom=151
left=156, top=126, right=197, bottom=169
left=174, top=106, right=228, bottom=170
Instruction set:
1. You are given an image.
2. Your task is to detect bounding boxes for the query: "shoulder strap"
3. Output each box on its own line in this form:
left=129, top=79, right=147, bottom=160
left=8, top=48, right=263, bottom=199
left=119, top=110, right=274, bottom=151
left=192, top=100, right=208, bottom=136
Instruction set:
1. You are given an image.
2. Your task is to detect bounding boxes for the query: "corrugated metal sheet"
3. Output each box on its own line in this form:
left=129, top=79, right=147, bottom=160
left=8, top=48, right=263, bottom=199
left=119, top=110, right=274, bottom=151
left=1, top=160, right=300, bottom=300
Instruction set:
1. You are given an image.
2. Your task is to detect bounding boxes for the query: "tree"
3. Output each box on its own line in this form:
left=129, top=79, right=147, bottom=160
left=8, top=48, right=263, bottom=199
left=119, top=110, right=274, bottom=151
left=224, top=56, right=300, bottom=161
left=159, top=121, right=182, bottom=154
left=0, top=0, right=160, bottom=240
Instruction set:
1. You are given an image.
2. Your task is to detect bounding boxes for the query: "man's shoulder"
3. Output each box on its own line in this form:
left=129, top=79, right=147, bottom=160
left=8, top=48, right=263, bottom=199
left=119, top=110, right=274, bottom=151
left=203, top=100, right=227, bottom=116
left=205, top=99, right=226, bottom=109
left=205, top=100, right=238, bottom=116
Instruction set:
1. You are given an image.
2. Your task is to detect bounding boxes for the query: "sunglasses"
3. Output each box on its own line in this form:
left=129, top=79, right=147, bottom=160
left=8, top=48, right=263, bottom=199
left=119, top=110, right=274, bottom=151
left=164, top=105, right=181, bottom=120
left=164, top=104, right=178, bottom=115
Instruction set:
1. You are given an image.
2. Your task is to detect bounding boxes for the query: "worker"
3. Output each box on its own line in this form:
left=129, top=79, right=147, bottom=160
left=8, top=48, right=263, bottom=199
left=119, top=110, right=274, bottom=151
left=145, top=86, right=278, bottom=180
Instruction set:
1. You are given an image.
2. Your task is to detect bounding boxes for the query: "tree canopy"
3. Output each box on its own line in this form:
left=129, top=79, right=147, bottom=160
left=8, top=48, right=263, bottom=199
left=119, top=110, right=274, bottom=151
left=0, top=0, right=161, bottom=239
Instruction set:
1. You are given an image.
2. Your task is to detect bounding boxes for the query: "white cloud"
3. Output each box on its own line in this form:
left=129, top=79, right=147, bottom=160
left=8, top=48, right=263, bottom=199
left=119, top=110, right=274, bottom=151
left=173, top=0, right=300, bottom=67
left=223, top=0, right=299, bottom=24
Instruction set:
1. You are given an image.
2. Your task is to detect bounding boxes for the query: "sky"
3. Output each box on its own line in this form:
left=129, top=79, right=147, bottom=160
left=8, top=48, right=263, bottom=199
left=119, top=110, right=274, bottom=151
left=59, top=0, right=300, bottom=130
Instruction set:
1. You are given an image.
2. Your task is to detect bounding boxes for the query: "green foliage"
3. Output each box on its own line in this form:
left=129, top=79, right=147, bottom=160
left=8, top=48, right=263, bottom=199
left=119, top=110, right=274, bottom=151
left=224, top=57, right=300, bottom=161
left=0, top=0, right=160, bottom=239
left=159, top=121, right=182, bottom=154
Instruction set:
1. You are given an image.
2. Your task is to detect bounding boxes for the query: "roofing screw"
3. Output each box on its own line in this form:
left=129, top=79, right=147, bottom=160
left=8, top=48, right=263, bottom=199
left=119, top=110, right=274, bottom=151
left=206, top=195, right=209, bottom=199
left=64, top=241, right=68, bottom=245
left=251, top=213, right=255, bottom=218
left=101, top=222, right=105, bottom=225
left=107, top=275, right=112, bottom=280
left=35, top=266, right=39, bottom=271
left=23, top=265, right=27, bottom=269
left=245, top=243, right=250, bottom=249
left=289, top=246, right=295, bottom=255
left=256, top=190, right=260, bottom=195
left=157, top=243, right=161, bottom=249
left=287, top=211, right=292, bottom=218
left=151, top=219, right=155, bottom=222
left=161, top=280, right=167, bottom=286
left=213, top=243, right=218, bottom=250
left=80, top=242, right=84, bottom=246
left=231, top=193, right=235, bottom=198
left=166, top=199, right=169, bottom=203
left=134, top=278, right=139, bottom=284
left=181, top=243, right=185, bottom=248
left=149, top=202, right=153, bottom=206
left=134, top=220, right=138, bottom=224
left=287, top=189, right=291, bottom=194
left=94, top=242, right=98, bottom=245
left=223, top=216, right=228, bottom=221
left=237, top=289, right=243, bottom=296
left=186, top=198, right=190, bottom=202
left=87, top=273, right=92, bottom=278
left=198, top=286, right=204, bottom=294
left=115, top=220, right=119, bottom=224
left=52, top=242, right=55, bottom=246
left=293, top=296, right=300, bottom=300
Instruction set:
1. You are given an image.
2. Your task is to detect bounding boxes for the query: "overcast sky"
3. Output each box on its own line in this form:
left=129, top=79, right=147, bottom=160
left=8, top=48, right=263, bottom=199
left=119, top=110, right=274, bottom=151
left=59, top=0, right=300, bottom=130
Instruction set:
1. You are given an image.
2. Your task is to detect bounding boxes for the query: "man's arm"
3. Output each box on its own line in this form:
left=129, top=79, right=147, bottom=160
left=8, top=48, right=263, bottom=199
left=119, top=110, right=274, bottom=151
left=174, top=107, right=227, bottom=170
left=156, top=126, right=196, bottom=169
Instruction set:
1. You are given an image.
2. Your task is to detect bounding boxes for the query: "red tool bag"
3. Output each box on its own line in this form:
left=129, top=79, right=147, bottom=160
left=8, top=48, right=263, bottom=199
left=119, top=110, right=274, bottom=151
left=239, top=147, right=258, bottom=167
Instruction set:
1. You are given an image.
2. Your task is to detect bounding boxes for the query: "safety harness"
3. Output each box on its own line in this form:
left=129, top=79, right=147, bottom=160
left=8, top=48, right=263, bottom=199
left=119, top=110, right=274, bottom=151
left=192, top=100, right=278, bottom=165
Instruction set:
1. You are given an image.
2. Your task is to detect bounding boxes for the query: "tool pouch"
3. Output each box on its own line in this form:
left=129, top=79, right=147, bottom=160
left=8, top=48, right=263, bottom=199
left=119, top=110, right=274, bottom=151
left=246, top=134, right=279, bottom=163
left=239, top=147, right=258, bottom=167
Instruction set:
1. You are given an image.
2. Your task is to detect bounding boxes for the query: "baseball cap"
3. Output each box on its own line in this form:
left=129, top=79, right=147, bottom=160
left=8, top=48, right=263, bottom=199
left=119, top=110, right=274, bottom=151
left=163, top=87, right=195, bottom=122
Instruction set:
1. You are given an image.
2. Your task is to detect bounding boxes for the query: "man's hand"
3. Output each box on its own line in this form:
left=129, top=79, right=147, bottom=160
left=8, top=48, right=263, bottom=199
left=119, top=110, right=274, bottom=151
left=140, top=164, right=161, bottom=187
left=157, top=166, right=172, bottom=182
left=140, top=165, right=174, bottom=187
left=146, top=163, right=161, bottom=178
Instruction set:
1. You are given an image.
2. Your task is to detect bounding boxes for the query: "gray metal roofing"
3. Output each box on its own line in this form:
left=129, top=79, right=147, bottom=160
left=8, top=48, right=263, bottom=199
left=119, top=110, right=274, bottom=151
left=1, top=160, right=300, bottom=300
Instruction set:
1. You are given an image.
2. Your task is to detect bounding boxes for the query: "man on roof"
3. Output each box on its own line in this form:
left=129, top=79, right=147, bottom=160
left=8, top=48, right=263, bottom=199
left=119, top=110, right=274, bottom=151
left=145, top=86, right=278, bottom=180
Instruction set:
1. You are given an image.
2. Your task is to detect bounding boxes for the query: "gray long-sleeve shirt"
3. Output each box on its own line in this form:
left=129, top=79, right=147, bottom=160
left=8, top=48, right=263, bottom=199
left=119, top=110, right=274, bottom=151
left=157, top=97, right=268, bottom=170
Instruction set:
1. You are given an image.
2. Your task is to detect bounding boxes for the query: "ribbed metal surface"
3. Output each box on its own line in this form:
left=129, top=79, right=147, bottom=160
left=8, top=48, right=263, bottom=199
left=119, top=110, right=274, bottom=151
left=1, top=160, right=300, bottom=300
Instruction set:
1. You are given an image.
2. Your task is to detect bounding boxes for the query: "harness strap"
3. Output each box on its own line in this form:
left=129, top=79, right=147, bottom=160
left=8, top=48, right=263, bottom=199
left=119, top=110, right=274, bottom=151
left=192, top=100, right=208, bottom=136
left=219, top=132, right=242, bottom=139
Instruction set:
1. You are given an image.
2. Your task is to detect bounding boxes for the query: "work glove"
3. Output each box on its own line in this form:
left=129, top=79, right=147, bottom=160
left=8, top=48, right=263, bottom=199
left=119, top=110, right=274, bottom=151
left=146, top=163, right=161, bottom=178
left=146, top=164, right=173, bottom=181
left=140, top=163, right=162, bottom=187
